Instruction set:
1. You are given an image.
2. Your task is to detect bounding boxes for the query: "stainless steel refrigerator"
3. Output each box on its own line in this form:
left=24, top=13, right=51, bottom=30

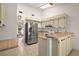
left=25, top=22, right=38, bottom=45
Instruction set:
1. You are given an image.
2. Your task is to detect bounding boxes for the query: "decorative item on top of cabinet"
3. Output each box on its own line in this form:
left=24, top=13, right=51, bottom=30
left=0, top=3, right=5, bottom=28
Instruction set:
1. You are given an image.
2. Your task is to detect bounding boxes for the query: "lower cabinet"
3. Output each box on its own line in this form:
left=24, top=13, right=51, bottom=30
left=38, top=35, right=73, bottom=56
left=57, top=35, right=73, bottom=56
left=58, top=38, right=67, bottom=56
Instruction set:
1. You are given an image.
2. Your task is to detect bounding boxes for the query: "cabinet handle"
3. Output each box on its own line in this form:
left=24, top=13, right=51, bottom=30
left=61, top=39, right=65, bottom=41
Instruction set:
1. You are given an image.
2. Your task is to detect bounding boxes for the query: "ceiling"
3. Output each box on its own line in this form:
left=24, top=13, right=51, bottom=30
left=21, top=3, right=74, bottom=10
left=26, top=3, right=44, bottom=8
left=24, top=3, right=65, bottom=10
left=22, top=3, right=45, bottom=10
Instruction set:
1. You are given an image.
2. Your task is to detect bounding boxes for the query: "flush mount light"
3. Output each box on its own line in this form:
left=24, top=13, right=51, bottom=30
left=40, top=3, right=53, bottom=9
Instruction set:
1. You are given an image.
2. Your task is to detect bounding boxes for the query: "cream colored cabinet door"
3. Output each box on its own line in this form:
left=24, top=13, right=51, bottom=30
left=41, top=22, right=44, bottom=28
left=50, top=20, right=54, bottom=26
left=58, top=39, right=67, bottom=56
left=67, top=36, right=73, bottom=55
left=69, top=37, right=71, bottom=54
left=38, top=22, right=42, bottom=28
left=53, top=19, right=58, bottom=28
left=66, top=37, right=70, bottom=55
left=59, top=17, right=65, bottom=28
left=70, top=36, right=73, bottom=51
left=44, top=22, right=47, bottom=27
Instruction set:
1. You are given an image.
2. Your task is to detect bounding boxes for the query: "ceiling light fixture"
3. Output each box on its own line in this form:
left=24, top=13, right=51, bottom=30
left=40, top=3, right=53, bottom=9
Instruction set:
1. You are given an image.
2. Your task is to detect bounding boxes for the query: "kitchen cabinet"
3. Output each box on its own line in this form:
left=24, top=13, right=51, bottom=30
left=46, top=32, right=73, bottom=56
left=59, top=17, right=65, bottom=28
left=38, top=32, right=73, bottom=56
left=53, top=19, right=59, bottom=28
left=67, top=36, right=71, bottom=55
left=57, top=35, right=73, bottom=56
left=41, top=14, right=68, bottom=32
left=70, top=35, right=73, bottom=52
left=41, top=22, right=45, bottom=28
left=58, top=38, right=67, bottom=56
left=44, top=22, right=47, bottom=27
left=51, top=20, right=54, bottom=26
left=38, top=22, right=41, bottom=28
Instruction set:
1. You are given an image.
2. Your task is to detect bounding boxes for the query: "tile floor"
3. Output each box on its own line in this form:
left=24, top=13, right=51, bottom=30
left=0, top=38, right=79, bottom=56
left=69, top=50, right=79, bottom=56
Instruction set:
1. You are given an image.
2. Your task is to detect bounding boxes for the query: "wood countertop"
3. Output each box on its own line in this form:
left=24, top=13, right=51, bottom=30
left=38, top=32, right=47, bottom=40
left=38, top=32, right=73, bottom=40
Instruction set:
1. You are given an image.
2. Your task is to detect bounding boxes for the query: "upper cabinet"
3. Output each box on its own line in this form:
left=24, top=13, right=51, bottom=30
left=53, top=19, right=59, bottom=28
left=41, top=13, right=68, bottom=32
left=59, top=17, right=65, bottom=28
left=0, top=3, right=5, bottom=27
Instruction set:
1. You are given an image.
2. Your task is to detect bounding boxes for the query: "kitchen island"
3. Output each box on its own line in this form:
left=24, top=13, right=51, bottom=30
left=38, top=32, right=74, bottom=56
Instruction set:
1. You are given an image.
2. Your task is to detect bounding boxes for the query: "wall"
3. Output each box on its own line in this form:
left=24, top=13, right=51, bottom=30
left=17, top=3, right=42, bottom=21
left=17, top=3, right=43, bottom=29
left=42, top=3, right=79, bottom=50
left=17, top=4, right=43, bottom=43
left=0, top=3, right=17, bottom=40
